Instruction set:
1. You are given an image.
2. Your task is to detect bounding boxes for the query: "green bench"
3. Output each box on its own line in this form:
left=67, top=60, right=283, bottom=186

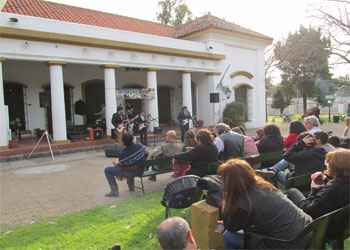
left=207, top=151, right=284, bottom=175
left=281, top=173, right=312, bottom=195
left=135, top=157, right=173, bottom=195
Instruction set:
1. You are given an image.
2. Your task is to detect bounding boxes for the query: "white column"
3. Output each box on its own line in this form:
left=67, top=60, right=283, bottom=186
left=101, top=64, right=119, bottom=136
left=146, top=68, right=160, bottom=132
left=206, top=72, right=221, bottom=126
left=47, top=61, right=68, bottom=142
left=0, top=58, right=8, bottom=149
left=181, top=70, right=194, bottom=127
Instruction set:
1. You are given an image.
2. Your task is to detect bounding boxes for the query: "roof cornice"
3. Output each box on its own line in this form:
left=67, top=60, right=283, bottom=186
left=0, top=27, right=225, bottom=61
left=179, top=27, right=273, bottom=44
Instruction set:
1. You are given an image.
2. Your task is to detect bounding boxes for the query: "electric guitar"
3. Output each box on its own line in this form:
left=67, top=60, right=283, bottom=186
left=181, top=113, right=200, bottom=126
left=116, top=120, right=127, bottom=133
left=138, top=116, right=158, bottom=131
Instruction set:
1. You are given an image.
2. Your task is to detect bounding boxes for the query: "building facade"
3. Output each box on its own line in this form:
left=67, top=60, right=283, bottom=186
left=0, top=0, right=272, bottom=148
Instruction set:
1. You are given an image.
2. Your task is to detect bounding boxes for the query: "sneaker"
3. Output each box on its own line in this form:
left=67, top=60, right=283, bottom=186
left=255, top=169, right=276, bottom=178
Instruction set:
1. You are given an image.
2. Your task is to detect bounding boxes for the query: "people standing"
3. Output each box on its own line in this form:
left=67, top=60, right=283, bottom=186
left=111, top=106, right=127, bottom=147
left=177, top=106, right=192, bottom=143
left=94, top=103, right=106, bottom=120
left=135, top=110, right=149, bottom=146
left=125, top=105, right=136, bottom=133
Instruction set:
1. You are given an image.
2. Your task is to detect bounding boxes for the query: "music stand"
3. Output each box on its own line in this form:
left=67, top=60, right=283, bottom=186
left=28, top=130, right=62, bottom=160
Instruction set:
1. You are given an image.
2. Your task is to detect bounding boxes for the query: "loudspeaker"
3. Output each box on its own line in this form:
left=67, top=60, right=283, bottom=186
left=90, top=128, right=103, bottom=140
left=210, top=93, right=219, bottom=103
left=39, top=92, right=51, bottom=108
left=154, top=127, right=162, bottom=134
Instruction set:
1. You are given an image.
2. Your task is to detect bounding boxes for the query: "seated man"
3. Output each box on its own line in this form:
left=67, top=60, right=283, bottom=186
left=157, top=217, right=197, bottom=250
left=314, top=131, right=336, bottom=152
left=214, top=123, right=245, bottom=161
left=149, top=130, right=183, bottom=181
left=304, top=115, right=321, bottom=135
left=255, top=132, right=327, bottom=186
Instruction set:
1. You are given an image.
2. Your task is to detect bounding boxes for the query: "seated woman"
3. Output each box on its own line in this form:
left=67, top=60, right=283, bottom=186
left=174, top=129, right=218, bottom=177
left=288, top=150, right=350, bottom=219
left=104, top=133, right=149, bottom=197
left=256, top=123, right=284, bottom=168
left=217, top=159, right=312, bottom=249
left=232, top=127, right=259, bottom=157
left=181, top=129, right=198, bottom=152
left=284, top=120, right=307, bottom=149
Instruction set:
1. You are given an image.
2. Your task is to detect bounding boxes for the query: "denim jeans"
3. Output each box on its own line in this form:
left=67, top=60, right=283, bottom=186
left=271, top=159, right=295, bottom=185
left=104, top=166, right=142, bottom=180
left=223, top=230, right=244, bottom=250
left=287, top=188, right=306, bottom=206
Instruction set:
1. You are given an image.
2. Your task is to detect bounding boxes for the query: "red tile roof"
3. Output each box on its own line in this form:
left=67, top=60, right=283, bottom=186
left=172, top=14, right=272, bottom=40
left=2, top=0, right=271, bottom=42
left=2, top=0, right=174, bottom=37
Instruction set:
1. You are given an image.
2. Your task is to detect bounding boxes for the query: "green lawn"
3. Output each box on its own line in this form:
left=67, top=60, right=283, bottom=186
left=267, top=114, right=344, bottom=123
left=0, top=190, right=348, bottom=250
left=0, top=191, right=191, bottom=250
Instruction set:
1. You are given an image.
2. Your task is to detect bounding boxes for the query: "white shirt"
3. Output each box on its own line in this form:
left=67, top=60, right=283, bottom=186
left=308, top=126, right=321, bottom=135
left=214, top=137, right=224, bottom=153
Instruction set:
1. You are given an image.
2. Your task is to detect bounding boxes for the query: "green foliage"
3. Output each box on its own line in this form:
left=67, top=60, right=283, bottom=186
left=156, top=0, right=192, bottom=26
left=223, top=102, right=247, bottom=127
left=9, top=118, right=22, bottom=138
left=274, top=26, right=331, bottom=112
left=271, top=88, right=289, bottom=114
left=0, top=191, right=191, bottom=250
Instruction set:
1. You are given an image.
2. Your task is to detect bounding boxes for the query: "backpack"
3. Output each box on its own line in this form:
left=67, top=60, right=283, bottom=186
left=197, top=175, right=224, bottom=208
left=161, top=175, right=203, bottom=218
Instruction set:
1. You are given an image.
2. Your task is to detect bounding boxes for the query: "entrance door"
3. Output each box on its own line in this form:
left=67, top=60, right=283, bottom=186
left=4, top=83, right=26, bottom=131
left=158, top=87, right=171, bottom=124
left=84, top=82, right=105, bottom=124
left=125, top=99, right=143, bottom=115
left=235, top=85, right=248, bottom=121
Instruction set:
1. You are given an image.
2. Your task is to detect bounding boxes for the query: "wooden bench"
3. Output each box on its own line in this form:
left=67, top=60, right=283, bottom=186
left=135, top=157, right=173, bottom=195
left=207, top=151, right=284, bottom=175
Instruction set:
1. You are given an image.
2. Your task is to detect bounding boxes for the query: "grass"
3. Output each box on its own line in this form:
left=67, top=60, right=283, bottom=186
left=0, top=191, right=191, bottom=250
left=267, top=114, right=344, bottom=124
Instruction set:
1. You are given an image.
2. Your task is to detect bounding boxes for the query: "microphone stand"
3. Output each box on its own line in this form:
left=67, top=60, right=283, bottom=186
left=148, top=114, right=158, bottom=146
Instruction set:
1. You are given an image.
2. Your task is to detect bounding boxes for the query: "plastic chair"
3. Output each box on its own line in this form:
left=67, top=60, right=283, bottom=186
left=326, top=204, right=349, bottom=250
left=161, top=175, right=203, bottom=219
left=243, top=212, right=330, bottom=249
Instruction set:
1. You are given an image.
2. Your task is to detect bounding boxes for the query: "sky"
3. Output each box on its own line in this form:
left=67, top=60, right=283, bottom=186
left=47, top=0, right=349, bottom=81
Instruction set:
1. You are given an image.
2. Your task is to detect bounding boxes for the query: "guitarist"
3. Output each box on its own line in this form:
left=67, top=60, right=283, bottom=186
left=111, top=106, right=127, bottom=147
left=177, top=106, right=192, bottom=143
left=125, top=105, right=136, bottom=133
left=135, top=110, right=149, bottom=146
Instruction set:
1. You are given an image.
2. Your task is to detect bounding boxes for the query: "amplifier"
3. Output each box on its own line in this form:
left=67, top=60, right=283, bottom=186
left=90, top=128, right=103, bottom=140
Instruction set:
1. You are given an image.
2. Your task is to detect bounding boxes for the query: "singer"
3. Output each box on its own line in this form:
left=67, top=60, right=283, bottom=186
left=135, top=110, right=149, bottom=146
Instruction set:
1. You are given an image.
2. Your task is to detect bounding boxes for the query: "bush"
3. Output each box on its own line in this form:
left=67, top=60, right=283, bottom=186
left=223, top=102, right=247, bottom=127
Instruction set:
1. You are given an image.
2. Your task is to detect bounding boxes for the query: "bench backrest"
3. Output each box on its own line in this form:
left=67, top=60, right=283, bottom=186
left=138, top=157, right=173, bottom=170
left=285, top=173, right=311, bottom=190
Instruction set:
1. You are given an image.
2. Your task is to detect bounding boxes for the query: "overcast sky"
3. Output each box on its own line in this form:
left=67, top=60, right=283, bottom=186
left=47, top=0, right=349, bottom=80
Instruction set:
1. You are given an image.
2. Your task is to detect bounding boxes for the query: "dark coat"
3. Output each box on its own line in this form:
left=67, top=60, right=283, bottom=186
left=283, top=140, right=327, bottom=177
left=256, top=134, right=284, bottom=168
left=174, top=143, right=218, bottom=177
left=223, top=187, right=312, bottom=249
left=298, top=180, right=349, bottom=239
left=111, top=112, right=125, bottom=128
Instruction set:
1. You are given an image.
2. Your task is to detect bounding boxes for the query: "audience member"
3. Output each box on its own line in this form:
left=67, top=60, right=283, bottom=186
left=253, top=127, right=264, bottom=142
left=256, top=123, right=284, bottom=168
left=232, top=127, right=259, bottom=157
left=182, top=129, right=198, bottom=151
left=328, top=135, right=345, bottom=150
left=314, top=131, right=336, bottom=152
left=104, top=133, right=149, bottom=197
left=284, top=121, right=307, bottom=149
left=343, top=117, right=350, bottom=137
left=217, top=159, right=311, bottom=249
left=256, top=132, right=327, bottom=186
left=157, top=217, right=197, bottom=250
left=287, top=150, right=350, bottom=222
left=148, top=130, right=183, bottom=181
left=174, top=129, right=218, bottom=177
left=214, top=123, right=244, bottom=161
left=304, top=115, right=321, bottom=135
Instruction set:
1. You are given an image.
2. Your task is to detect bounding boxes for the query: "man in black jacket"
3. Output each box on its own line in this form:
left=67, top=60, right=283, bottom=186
left=111, top=106, right=126, bottom=146
left=177, top=106, right=192, bottom=142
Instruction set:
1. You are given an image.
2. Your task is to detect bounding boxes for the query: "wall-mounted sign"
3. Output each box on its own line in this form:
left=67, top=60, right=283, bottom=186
left=116, top=88, right=155, bottom=99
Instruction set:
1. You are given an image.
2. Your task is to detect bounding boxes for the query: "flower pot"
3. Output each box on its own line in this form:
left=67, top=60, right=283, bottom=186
left=9, top=139, right=19, bottom=149
left=37, top=130, right=45, bottom=138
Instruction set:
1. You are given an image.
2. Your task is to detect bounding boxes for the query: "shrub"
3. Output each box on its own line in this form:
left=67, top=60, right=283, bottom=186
left=223, top=102, right=247, bottom=127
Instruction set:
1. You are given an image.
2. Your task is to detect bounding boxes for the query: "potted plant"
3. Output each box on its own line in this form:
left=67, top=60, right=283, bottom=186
left=9, top=118, right=22, bottom=148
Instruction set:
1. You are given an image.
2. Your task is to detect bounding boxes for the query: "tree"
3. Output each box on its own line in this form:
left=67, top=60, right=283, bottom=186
left=308, top=0, right=350, bottom=65
left=274, top=26, right=331, bottom=112
left=271, top=76, right=295, bottom=114
left=156, top=0, right=192, bottom=26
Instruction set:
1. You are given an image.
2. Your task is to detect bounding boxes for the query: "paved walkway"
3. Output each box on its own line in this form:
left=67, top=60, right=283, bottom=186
left=0, top=145, right=172, bottom=229
left=0, top=122, right=346, bottom=230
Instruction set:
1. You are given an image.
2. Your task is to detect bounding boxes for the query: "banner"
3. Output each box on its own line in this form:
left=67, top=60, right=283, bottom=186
left=116, top=88, right=155, bottom=99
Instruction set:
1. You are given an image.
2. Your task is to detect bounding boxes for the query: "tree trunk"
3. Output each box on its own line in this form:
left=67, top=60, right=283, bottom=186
left=302, top=95, right=307, bottom=113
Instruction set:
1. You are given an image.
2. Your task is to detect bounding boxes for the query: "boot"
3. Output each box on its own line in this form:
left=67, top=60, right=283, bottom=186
left=105, top=178, right=119, bottom=197
left=127, top=177, right=134, bottom=192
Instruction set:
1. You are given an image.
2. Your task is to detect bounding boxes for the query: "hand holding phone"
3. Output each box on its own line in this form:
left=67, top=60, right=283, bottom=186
left=314, top=175, right=324, bottom=185
left=215, top=222, right=225, bottom=234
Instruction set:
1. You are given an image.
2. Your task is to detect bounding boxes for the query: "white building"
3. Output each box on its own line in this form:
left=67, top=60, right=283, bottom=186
left=0, top=0, right=272, bottom=149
